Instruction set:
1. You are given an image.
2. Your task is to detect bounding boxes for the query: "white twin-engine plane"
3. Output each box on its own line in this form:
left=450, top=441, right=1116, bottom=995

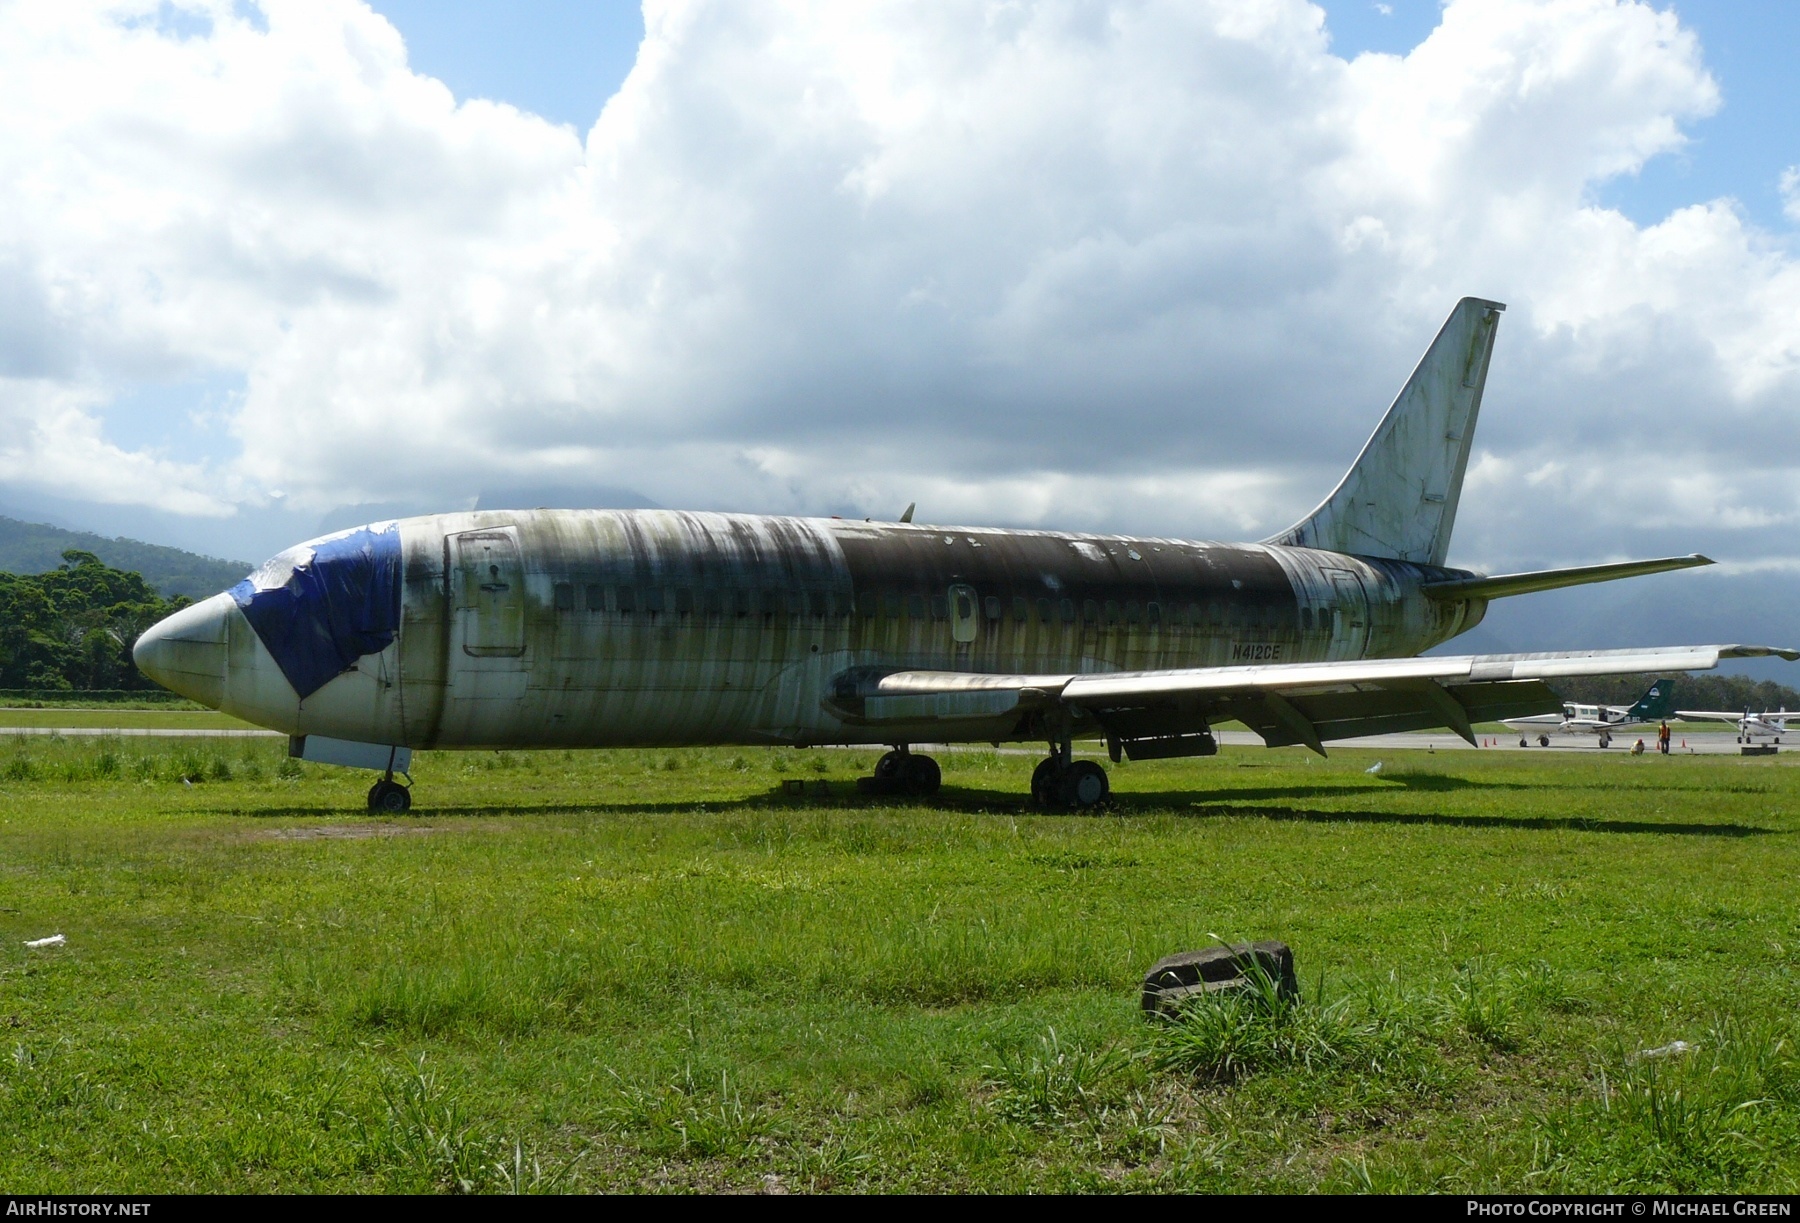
left=1502, top=679, right=1677, bottom=748
left=1675, top=707, right=1796, bottom=744
left=132, top=298, right=1796, bottom=812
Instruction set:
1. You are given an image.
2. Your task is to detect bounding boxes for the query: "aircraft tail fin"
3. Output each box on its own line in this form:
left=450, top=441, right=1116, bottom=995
left=1266, top=297, right=1504, bottom=567
left=1628, top=679, right=1677, bottom=721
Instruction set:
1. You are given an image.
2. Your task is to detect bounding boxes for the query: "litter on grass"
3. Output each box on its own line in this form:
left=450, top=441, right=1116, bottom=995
left=24, top=934, right=65, bottom=949
left=1635, top=1040, right=1694, bottom=1060
left=1365, top=761, right=1383, bottom=774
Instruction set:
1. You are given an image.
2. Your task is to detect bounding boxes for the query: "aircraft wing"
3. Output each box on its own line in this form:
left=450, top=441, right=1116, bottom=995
left=842, top=645, right=1797, bottom=757
left=1673, top=710, right=1749, bottom=723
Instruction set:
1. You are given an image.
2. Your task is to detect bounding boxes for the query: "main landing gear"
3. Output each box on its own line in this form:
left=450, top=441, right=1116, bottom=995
left=857, top=746, right=942, bottom=798
left=1031, top=742, right=1110, bottom=810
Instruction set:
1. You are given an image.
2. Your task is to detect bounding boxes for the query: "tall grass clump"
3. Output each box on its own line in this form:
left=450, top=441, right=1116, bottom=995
left=983, top=1027, right=1129, bottom=1126
left=1533, top=1017, right=1800, bottom=1193
left=1151, top=963, right=1420, bottom=1085
left=347, top=1057, right=574, bottom=1193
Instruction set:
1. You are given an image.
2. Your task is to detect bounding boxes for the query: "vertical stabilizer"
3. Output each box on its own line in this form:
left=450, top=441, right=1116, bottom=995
left=1266, top=297, right=1503, bottom=566
left=1627, top=680, right=1676, bottom=721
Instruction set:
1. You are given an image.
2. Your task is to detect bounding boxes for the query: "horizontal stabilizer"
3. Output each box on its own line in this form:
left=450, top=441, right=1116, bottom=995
left=1420, top=554, right=1711, bottom=601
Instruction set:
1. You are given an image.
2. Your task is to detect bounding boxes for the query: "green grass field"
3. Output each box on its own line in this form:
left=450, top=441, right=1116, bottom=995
left=0, top=709, right=263, bottom=730
left=2, top=735, right=1797, bottom=1193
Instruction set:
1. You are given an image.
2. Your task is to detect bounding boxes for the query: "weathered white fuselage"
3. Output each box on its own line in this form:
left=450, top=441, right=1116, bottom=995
left=136, top=509, right=1486, bottom=751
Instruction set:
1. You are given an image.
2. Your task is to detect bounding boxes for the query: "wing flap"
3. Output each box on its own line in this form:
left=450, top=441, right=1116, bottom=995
left=1230, top=680, right=1562, bottom=748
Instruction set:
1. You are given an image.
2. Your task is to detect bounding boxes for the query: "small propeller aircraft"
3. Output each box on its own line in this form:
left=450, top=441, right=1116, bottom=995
left=1675, top=707, right=1795, bottom=744
left=1501, top=680, right=1677, bottom=748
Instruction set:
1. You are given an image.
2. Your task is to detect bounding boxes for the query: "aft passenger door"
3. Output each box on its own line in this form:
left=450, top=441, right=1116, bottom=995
left=1324, top=569, right=1368, bottom=660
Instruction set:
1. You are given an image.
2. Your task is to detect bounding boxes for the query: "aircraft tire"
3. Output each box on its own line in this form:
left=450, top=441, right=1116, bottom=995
left=368, top=779, right=411, bottom=814
left=1538, top=735, right=1551, bottom=748
left=874, top=749, right=907, bottom=780
left=1518, top=738, right=1528, bottom=748
left=1030, top=757, right=1058, bottom=805
left=1599, top=734, right=1611, bottom=749
left=1059, top=761, right=1110, bottom=810
left=901, top=754, right=941, bottom=797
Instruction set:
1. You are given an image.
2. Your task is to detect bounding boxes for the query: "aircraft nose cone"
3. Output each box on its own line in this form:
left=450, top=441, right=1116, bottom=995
left=133, top=592, right=234, bottom=708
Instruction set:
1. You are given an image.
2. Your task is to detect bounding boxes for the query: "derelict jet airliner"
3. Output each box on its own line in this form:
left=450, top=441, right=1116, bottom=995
left=132, top=298, right=1796, bottom=812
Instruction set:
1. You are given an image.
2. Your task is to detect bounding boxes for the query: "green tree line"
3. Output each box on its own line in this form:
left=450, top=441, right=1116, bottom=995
left=0, top=550, right=190, bottom=690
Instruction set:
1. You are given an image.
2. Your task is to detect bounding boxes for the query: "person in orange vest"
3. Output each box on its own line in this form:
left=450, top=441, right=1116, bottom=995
left=1658, top=720, right=1671, bottom=755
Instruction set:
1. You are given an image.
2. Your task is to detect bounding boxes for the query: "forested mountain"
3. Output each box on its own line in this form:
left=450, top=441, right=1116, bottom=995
left=0, top=551, right=188, bottom=690
left=0, top=516, right=248, bottom=600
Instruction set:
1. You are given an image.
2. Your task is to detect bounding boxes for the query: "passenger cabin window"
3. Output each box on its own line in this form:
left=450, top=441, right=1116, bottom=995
left=553, top=582, right=575, bottom=612
left=1146, top=602, right=1160, bottom=625
left=1037, top=597, right=1053, bottom=623
left=1013, top=596, right=1030, bottom=623
left=930, top=595, right=949, bottom=620
left=1082, top=599, right=1099, bottom=622
left=586, top=584, right=605, bottom=612
left=674, top=588, right=694, bottom=615
left=908, top=594, right=927, bottom=619
left=644, top=587, right=666, bottom=614
left=616, top=586, right=636, bottom=614
left=1060, top=599, right=1075, bottom=623
left=703, top=588, right=722, bottom=616
left=1105, top=600, right=1120, bottom=624
left=760, top=590, right=781, bottom=616
left=984, top=596, right=1003, bottom=621
left=807, top=591, right=827, bottom=617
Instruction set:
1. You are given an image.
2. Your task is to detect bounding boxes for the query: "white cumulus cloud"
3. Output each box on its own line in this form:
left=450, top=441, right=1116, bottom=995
left=1, top=0, right=1797, bottom=575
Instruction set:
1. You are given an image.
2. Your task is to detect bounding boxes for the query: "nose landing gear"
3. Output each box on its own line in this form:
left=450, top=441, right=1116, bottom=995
left=367, top=778, right=411, bottom=813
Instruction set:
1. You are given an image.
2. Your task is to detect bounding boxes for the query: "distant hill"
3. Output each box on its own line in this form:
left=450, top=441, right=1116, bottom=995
left=0, top=516, right=249, bottom=600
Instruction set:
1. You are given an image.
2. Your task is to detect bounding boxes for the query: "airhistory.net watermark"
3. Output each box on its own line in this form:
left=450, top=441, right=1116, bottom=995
left=4, top=1203, right=151, bottom=1217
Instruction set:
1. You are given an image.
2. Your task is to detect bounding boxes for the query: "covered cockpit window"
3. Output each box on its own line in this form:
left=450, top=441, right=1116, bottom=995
left=229, top=523, right=403, bottom=699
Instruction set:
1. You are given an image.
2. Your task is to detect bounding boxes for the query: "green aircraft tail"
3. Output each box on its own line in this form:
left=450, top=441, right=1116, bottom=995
left=1627, top=679, right=1676, bottom=721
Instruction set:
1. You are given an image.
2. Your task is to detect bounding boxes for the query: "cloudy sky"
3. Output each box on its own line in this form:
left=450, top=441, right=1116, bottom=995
left=3, top=0, right=1799, bottom=660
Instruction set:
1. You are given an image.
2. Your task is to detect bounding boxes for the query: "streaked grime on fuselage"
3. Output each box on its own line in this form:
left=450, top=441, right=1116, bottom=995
left=208, top=509, right=1483, bottom=751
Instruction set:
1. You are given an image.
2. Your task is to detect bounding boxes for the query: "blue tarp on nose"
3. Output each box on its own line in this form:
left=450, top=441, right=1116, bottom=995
left=230, top=524, right=403, bottom=700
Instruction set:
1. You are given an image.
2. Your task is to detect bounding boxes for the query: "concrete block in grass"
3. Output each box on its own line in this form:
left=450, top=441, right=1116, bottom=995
left=1141, top=941, right=1298, bottom=1016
